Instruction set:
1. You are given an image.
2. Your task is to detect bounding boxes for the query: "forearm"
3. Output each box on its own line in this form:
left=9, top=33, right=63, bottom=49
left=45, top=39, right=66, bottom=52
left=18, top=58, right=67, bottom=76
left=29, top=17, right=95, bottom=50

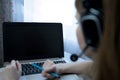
left=56, top=61, right=93, bottom=75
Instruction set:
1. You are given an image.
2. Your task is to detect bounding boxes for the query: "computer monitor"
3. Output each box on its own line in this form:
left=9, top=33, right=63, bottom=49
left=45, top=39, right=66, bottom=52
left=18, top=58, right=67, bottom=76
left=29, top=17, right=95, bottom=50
left=3, top=22, right=64, bottom=62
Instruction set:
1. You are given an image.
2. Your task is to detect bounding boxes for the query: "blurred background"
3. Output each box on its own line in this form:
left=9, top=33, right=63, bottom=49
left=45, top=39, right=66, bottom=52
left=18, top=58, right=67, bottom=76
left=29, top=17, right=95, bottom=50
left=0, top=0, right=81, bottom=56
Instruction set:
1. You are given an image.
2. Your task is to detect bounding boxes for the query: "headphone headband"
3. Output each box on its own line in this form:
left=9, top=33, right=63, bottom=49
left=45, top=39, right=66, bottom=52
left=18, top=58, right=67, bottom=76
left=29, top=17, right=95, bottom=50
left=82, top=0, right=102, bottom=9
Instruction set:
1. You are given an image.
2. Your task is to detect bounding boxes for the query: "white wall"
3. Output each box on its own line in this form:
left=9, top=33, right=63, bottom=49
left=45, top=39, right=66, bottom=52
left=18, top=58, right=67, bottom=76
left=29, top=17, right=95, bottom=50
left=24, top=0, right=81, bottom=54
left=24, top=0, right=34, bottom=22
left=24, top=0, right=77, bottom=24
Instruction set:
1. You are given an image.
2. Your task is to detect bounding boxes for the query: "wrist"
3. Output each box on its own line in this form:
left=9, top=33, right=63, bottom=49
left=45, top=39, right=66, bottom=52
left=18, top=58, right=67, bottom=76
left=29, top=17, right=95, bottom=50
left=55, top=64, right=65, bottom=74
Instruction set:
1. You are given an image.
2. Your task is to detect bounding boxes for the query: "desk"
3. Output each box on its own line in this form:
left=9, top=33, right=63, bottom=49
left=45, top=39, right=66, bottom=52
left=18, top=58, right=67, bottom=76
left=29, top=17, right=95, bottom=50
left=20, top=52, right=88, bottom=80
left=0, top=52, right=91, bottom=80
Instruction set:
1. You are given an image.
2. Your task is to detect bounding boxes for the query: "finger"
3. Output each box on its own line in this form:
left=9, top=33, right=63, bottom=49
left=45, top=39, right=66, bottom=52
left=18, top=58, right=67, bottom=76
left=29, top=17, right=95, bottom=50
left=42, top=71, right=54, bottom=79
left=11, top=60, right=16, bottom=69
left=44, top=65, right=56, bottom=73
left=16, top=61, right=22, bottom=73
left=45, top=73, right=54, bottom=79
left=46, top=59, right=54, bottom=64
left=41, top=71, right=47, bottom=77
left=43, top=60, right=54, bottom=68
left=11, top=60, right=16, bottom=64
left=43, top=60, right=49, bottom=68
left=42, top=65, right=56, bottom=77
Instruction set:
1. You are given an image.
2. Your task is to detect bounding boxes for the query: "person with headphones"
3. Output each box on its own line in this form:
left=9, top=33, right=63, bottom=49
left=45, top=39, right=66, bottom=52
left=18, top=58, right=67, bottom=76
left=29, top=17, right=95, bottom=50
left=0, top=0, right=101, bottom=79
left=70, top=0, right=103, bottom=61
left=1, top=0, right=120, bottom=80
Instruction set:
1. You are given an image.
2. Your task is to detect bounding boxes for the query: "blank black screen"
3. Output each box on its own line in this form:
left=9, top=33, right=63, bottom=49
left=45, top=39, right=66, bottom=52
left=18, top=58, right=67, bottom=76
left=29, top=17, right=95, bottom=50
left=3, top=22, right=64, bottom=62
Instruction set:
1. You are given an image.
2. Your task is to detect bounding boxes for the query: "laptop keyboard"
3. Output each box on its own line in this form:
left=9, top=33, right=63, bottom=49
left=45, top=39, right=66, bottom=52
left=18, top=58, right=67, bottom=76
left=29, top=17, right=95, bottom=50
left=22, top=60, right=66, bottom=76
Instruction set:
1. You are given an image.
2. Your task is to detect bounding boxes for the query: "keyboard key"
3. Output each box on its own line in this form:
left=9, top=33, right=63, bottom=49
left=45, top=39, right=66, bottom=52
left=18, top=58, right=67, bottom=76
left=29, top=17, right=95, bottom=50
left=22, top=60, right=66, bottom=75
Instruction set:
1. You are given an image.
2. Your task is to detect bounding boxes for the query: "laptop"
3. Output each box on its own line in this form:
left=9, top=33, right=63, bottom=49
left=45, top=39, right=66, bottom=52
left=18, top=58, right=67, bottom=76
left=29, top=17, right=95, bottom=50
left=2, top=22, right=66, bottom=74
left=2, top=22, right=82, bottom=80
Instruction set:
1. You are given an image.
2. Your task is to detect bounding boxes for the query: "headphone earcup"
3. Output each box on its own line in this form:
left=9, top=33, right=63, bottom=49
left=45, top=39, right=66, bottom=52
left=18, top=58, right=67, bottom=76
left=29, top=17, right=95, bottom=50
left=80, top=9, right=103, bottom=48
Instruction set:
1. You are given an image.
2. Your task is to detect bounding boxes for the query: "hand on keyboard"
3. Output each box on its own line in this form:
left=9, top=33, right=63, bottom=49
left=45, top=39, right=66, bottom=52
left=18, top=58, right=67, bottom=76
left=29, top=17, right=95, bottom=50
left=0, top=60, right=21, bottom=80
left=21, top=60, right=66, bottom=76
left=42, top=59, right=59, bottom=79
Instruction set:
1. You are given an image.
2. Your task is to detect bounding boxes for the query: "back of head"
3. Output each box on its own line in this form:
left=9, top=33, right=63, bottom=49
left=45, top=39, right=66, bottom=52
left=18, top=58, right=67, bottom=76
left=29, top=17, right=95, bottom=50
left=93, top=0, right=120, bottom=80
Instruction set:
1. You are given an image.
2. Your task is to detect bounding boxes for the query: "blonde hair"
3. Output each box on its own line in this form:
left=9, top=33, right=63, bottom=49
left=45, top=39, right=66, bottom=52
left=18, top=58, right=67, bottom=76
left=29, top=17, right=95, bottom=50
left=75, top=0, right=120, bottom=79
left=75, top=0, right=84, bottom=14
left=93, top=0, right=120, bottom=80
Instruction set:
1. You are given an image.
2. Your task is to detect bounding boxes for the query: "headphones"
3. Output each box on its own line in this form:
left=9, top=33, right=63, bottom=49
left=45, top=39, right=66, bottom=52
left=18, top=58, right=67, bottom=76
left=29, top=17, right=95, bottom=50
left=70, top=0, right=104, bottom=61
left=81, top=0, right=103, bottom=48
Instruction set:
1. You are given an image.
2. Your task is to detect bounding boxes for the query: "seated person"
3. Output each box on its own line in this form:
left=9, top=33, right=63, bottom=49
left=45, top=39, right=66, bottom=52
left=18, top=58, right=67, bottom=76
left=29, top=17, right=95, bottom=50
left=75, top=0, right=96, bottom=58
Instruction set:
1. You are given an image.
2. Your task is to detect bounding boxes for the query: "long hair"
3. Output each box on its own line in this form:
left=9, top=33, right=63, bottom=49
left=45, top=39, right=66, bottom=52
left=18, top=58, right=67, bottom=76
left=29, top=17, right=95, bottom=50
left=75, top=0, right=84, bottom=14
left=93, top=0, right=120, bottom=80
